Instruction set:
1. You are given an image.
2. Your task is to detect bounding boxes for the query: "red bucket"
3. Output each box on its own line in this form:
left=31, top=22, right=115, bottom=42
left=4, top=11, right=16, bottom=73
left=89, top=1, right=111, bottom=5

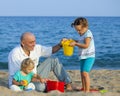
left=46, top=80, right=65, bottom=92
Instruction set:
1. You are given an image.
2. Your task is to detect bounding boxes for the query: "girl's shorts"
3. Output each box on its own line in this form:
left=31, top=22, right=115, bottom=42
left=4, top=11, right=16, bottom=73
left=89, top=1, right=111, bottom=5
left=80, top=57, right=95, bottom=72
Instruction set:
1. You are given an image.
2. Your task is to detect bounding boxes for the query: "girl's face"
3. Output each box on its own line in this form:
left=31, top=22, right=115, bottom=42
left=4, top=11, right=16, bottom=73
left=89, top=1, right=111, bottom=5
left=23, top=67, right=34, bottom=74
left=74, top=25, right=88, bottom=36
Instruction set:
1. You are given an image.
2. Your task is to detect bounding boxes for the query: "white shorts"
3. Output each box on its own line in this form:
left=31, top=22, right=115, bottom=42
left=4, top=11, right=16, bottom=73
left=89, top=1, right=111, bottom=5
left=10, top=83, right=35, bottom=91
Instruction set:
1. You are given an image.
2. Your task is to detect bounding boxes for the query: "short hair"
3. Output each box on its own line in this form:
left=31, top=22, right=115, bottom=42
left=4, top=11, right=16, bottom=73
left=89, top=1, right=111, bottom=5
left=21, top=58, right=34, bottom=70
left=20, top=32, right=34, bottom=42
left=71, top=17, right=88, bottom=27
left=20, top=32, right=25, bottom=42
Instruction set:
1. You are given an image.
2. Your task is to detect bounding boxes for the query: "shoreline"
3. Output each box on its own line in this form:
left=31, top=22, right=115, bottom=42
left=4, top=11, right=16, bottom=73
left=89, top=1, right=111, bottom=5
left=0, top=68, right=120, bottom=72
left=0, top=69, right=120, bottom=96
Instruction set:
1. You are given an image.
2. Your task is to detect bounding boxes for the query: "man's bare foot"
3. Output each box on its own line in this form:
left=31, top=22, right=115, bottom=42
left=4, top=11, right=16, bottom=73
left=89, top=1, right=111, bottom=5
left=65, top=83, right=73, bottom=91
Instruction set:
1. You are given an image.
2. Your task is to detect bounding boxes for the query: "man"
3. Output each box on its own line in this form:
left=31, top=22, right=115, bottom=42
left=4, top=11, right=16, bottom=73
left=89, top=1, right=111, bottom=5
left=8, top=32, right=72, bottom=91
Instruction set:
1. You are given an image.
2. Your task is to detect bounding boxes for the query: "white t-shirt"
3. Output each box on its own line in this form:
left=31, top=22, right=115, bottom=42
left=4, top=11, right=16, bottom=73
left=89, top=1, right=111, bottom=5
left=8, top=44, right=52, bottom=86
left=78, top=30, right=95, bottom=59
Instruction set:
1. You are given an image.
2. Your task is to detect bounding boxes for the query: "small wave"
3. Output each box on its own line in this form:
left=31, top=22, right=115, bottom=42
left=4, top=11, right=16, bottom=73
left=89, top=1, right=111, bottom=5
left=0, top=62, right=8, bottom=69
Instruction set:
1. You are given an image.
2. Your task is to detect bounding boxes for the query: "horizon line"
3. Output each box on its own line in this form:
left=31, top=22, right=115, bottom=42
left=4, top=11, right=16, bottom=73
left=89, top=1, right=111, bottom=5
left=0, top=16, right=120, bottom=17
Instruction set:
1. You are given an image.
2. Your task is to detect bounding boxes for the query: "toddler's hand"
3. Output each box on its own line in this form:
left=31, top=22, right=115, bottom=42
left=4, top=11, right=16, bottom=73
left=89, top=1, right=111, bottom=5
left=20, top=80, right=28, bottom=86
left=39, top=78, right=46, bottom=83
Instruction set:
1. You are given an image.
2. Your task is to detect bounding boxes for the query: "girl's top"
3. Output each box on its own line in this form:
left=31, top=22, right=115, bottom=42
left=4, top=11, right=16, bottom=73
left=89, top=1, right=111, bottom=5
left=78, top=30, right=95, bottom=59
left=13, top=70, right=34, bottom=89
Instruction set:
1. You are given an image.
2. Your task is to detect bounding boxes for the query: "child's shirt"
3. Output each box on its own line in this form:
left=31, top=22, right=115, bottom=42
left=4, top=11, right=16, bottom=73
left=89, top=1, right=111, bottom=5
left=13, top=70, right=34, bottom=90
left=78, top=30, right=95, bottom=59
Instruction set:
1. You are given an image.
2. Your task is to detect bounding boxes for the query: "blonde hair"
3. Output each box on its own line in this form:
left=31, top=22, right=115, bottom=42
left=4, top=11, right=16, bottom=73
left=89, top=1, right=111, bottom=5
left=21, top=58, right=34, bottom=70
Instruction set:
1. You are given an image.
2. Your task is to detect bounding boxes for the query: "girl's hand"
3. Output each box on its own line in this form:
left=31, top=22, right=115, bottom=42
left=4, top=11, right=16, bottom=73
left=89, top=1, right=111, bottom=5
left=19, top=81, right=25, bottom=86
left=62, top=38, right=68, bottom=42
left=69, top=41, right=77, bottom=47
left=39, top=78, right=47, bottom=83
left=61, top=38, right=68, bottom=44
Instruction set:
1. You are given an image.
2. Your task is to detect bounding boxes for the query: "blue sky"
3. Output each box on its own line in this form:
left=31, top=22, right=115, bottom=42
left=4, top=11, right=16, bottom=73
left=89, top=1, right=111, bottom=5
left=0, top=0, right=120, bottom=16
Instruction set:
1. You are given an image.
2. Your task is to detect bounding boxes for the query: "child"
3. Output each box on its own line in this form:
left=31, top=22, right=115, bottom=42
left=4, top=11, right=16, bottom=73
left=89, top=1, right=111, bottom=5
left=70, top=17, right=95, bottom=92
left=10, top=58, right=45, bottom=91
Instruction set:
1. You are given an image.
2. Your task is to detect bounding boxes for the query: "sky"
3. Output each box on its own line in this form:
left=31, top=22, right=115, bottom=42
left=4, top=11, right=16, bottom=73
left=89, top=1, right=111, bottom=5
left=0, top=0, right=120, bottom=16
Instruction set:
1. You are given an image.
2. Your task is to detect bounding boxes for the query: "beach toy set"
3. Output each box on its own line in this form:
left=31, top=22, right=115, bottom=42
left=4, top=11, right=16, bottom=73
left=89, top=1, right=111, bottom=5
left=89, top=87, right=108, bottom=93
left=99, top=89, right=108, bottom=93
left=22, top=80, right=36, bottom=91
left=22, top=80, right=28, bottom=86
left=46, top=80, right=65, bottom=92
left=62, top=39, right=74, bottom=56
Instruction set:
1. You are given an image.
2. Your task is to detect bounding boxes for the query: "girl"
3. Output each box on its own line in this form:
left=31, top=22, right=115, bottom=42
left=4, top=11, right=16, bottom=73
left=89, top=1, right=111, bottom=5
left=70, top=17, right=95, bottom=92
left=10, top=58, right=45, bottom=91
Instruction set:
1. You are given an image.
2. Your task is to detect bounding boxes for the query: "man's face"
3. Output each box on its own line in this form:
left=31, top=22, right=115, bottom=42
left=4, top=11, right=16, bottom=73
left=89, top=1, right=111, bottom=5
left=22, top=35, right=36, bottom=51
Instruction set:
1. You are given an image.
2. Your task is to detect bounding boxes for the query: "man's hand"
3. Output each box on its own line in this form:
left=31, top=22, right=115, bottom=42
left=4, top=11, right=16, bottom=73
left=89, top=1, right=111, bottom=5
left=61, top=38, right=68, bottom=45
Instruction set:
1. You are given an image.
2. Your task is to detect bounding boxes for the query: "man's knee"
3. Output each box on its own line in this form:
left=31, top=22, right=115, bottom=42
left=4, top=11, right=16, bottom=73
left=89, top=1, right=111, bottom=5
left=47, top=57, right=59, bottom=62
left=34, top=82, right=46, bottom=92
left=47, top=57, right=61, bottom=65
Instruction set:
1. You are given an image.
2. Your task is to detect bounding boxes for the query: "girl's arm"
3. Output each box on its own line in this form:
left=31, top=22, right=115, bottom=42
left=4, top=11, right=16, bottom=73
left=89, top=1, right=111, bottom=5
left=31, top=77, right=40, bottom=82
left=70, top=37, right=91, bottom=49
left=32, top=74, right=46, bottom=83
left=72, top=39, right=79, bottom=42
left=31, top=74, right=40, bottom=82
left=12, top=79, right=24, bottom=86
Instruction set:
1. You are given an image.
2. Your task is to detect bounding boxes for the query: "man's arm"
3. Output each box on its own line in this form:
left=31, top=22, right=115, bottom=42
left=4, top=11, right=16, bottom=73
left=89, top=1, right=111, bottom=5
left=52, top=38, right=71, bottom=54
left=52, top=43, right=62, bottom=54
left=8, top=53, right=20, bottom=76
left=8, top=50, right=22, bottom=87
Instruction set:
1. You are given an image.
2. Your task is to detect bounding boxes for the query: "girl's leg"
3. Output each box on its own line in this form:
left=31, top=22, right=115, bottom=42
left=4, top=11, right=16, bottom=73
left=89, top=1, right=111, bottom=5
left=82, top=72, right=90, bottom=92
left=33, top=82, right=46, bottom=92
left=10, top=85, right=22, bottom=91
left=25, top=83, right=35, bottom=90
left=81, top=58, right=95, bottom=92
left=81, top=72, right=85, bottom=90
left=80, top=59, right=85, bottom=90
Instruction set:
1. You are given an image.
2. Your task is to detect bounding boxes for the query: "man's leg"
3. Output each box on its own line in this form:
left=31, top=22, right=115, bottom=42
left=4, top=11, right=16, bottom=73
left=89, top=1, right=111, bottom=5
left=37, top=57, right=72, bottom=90
left=33, top=82, right=46, bottom=92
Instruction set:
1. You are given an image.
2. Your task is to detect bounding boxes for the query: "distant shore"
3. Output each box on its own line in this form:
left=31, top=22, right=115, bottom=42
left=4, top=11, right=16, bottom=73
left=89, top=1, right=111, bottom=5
left=0, top=70, right=120, bottom=96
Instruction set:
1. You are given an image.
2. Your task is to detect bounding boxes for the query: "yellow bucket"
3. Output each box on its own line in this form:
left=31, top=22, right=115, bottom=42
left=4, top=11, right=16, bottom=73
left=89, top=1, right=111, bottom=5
left=62, top=39, right=74, bottom=56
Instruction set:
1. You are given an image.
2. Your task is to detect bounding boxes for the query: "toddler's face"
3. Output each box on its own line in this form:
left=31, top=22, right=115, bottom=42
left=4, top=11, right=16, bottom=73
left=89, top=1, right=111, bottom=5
left=74, top=25, right=87, bottom=36
left=24, top=67, right=34, bottom=74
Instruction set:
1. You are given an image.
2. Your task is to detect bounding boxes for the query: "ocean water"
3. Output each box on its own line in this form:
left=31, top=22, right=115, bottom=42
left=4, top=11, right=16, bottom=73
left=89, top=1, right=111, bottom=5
left=0, top=16, right=120, bottom=70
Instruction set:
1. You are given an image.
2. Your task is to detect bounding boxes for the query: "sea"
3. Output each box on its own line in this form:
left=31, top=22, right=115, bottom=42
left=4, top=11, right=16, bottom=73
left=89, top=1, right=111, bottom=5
left=0, top=16, right=120, bottom=70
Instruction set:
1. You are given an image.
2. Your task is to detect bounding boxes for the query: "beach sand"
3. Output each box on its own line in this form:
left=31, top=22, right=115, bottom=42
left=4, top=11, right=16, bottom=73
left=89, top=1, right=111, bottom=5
left=0, top=70, right=120, bottom=96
